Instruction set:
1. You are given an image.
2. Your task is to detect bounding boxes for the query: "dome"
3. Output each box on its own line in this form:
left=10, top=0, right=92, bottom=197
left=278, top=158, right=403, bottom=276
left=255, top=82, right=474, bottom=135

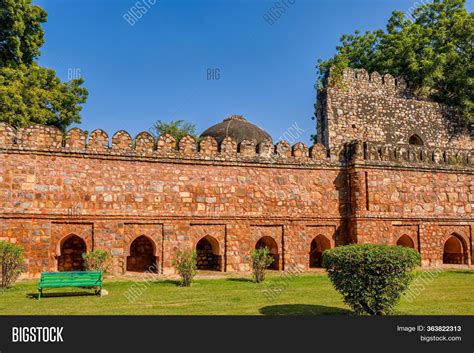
left=200, top=115, right=272, bottom=145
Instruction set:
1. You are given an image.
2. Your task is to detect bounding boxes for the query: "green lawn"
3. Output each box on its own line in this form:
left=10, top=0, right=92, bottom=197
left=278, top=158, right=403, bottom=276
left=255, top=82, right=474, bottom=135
left=1, top=270, right=473, bottom=315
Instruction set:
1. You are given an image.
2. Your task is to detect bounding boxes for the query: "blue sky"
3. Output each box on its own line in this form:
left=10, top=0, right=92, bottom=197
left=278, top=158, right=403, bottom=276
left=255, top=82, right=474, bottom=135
left=34, top=0, right=473, bottom=144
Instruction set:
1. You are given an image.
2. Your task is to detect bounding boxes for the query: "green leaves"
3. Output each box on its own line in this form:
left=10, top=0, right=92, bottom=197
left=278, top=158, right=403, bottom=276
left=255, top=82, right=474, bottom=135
left=0, top=0, right=88, bottom=130
left=0, top=0, right=47, bottom=67
left=251, top=247, right=274, bottom=283
left=323, top=244, right=421, bottom=315
left=172, top=249, right=197, bottom=287
left=152, top=119, right=198, bottom=141
left=0, top=64, right=88, bottom=131
left=0, top=240, right=25, bottom=290
left=82, top=250, right=112, bottom=273
left=318, top=0, right=473, bottom=120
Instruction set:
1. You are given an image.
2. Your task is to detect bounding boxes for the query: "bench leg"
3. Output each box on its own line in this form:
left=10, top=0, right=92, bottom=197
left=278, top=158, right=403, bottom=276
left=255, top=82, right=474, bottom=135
left=38, top=288, right=42, bottom=300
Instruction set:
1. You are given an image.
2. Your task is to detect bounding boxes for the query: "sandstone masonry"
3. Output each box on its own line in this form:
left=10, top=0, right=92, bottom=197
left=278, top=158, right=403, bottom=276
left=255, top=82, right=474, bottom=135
left=0, top=68, right=472, bottom=276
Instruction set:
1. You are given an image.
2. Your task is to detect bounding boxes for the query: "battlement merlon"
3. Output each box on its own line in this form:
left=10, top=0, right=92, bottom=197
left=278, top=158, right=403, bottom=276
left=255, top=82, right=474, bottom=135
left=316, top=67, right=472, bottom=152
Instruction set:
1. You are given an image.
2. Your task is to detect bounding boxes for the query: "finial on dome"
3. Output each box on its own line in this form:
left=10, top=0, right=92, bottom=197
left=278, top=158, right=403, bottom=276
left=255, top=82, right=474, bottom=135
left=223, top=115, right=247, bottom=122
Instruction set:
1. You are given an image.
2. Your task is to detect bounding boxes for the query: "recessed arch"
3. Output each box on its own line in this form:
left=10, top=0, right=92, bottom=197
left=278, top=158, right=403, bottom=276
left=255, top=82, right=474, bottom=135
left=255, top=236, right=279, bottom=270
left=196, top=235, right=221, bottom=271
left=309, top=235, right=331, bottom=268
left=57, top=234, right=87, bottom=271
left=396, top=234, right=415, bottom=249
left=126, top=235, right=158, bottom=273
left=408, top=134, right=424, bottom=146
left=443, top=233, right=467, bottom=265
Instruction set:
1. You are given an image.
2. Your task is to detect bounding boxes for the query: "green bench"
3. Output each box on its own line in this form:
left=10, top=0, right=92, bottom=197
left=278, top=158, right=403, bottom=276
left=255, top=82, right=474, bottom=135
left=38, top=271, right=103, bottom=299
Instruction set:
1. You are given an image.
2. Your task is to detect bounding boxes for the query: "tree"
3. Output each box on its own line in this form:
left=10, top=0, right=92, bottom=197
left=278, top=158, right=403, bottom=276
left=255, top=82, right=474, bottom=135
left=318, top=0, right=473, bottom=121
left=0, top=0, right=88, bottom=130
left=152, top=119, right=197, bottom=141
left=0, top=0, right=47, bottom=67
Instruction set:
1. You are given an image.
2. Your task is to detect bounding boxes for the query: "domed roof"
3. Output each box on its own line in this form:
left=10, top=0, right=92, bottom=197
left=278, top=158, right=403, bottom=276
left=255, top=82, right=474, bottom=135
left=200, top=115, right=272, bottom=145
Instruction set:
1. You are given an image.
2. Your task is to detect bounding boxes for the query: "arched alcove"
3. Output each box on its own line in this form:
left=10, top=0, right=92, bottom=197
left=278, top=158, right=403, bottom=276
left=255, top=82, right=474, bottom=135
left=196, top=236, right=221, bottom=271
left=443, top=234, right=467, bottom=265
left=309, top=235, right=331, bottom=268
left=397, top=235, right=415, bottom=249
left=126, top=235, right=158, bottom=273
left=57, top=234, right=87, bottom=271
left=408, top=134, right=424, bottom=146
left=255, top=236, right=279, bottom=270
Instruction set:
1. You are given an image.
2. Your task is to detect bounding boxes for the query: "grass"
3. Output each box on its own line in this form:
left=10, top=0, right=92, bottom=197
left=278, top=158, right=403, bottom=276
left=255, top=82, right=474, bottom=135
left=0, top=270, right=473, bottom=315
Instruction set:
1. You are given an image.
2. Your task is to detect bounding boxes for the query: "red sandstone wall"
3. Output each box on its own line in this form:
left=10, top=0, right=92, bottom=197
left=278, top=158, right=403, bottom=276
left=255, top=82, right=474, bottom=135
left=0, top=147, right=347, bottom=275
left=0, top=153, right=346, bottom=218
left=0, top=120, right=472, bottom=274
left=349, top=155, right=473, bottom=267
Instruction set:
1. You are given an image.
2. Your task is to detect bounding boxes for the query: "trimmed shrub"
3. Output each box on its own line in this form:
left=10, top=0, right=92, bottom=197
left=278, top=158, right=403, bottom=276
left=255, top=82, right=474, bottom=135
left=0, top=241, right=24, bottom=290
left=322, top=244, right=421, bottom=315
left=173, top=249, right=197, bottom=287
left=82, top=250, right=111, bottom=273
left=251, top=247, right=274, bottom=283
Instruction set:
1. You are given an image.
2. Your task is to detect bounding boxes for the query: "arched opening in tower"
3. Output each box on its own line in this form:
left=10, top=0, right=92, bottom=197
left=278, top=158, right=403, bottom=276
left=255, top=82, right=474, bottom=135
left=408, top=134, right=424, bottom=146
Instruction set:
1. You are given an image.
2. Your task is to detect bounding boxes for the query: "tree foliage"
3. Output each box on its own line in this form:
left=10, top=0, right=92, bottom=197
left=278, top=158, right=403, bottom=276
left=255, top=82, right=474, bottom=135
left=0, top=64, right=88, bottom=130
left=0, top=0, right=88, bottom=130
left=318, top=0, right=473, bottom=120
left=152, top=119, right=197, bottom=141
left=322, top=244, right=421, bottom=315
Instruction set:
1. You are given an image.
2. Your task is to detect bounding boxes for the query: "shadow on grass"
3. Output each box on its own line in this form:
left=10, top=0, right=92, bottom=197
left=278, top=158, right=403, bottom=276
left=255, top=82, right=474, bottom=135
left=27, top=291, right=98, bottom=300
left=160, top=279, right=182, bottom=286
left=259, top=304, right=352, bottom=316
left=226, top=278, right=254, bottom=283
left=450, top=270, right=474, bottom=275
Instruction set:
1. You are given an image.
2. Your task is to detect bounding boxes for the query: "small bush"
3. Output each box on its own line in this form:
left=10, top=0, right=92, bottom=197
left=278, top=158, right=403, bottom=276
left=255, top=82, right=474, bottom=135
left=82, top=250, right=111, bottom=273
left=0, top=241, right=24, bottom=290
left=251, top=247, right=274, bottom=283
left=173, top=249, right=197, bottom=287
left=323, top=244, right=421, bottom=315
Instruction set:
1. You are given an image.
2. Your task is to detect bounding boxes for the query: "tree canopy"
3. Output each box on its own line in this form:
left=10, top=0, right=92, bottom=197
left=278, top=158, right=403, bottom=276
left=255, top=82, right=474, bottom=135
left=0, top=0, right=88, bottom=130
left=152, top=119, right=198, bottom=141
left=318, top=0, right=473, bottom=121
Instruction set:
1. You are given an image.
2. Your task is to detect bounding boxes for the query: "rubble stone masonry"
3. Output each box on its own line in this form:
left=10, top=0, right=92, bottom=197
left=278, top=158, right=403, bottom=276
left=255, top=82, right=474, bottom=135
left=0, top=68, right=472, bottom=275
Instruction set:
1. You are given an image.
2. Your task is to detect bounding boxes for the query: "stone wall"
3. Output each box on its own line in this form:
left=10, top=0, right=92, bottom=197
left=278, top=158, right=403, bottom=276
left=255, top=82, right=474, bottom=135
left=0, top=109, right=472, bottom=275
left=317, top=68, right=473, bottom=151
left=0, top=122, right=350, bottom=275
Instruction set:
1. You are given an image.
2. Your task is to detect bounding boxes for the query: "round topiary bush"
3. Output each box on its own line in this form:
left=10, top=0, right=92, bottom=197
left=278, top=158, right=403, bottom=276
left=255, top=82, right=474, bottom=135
left=322, top=244, right=421, bottom=315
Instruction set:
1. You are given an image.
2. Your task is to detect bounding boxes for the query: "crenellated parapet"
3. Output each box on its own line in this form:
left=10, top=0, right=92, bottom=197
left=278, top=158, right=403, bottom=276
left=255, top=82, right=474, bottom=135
left=0, top=123, right=334, bottom=165
left=334, top=67, right=414, bottom=98
left=317, top=67, right=472, bottom=152
left=346, top=140, right=473, bottom=169
left=2, top=123, right=471, bottom=170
